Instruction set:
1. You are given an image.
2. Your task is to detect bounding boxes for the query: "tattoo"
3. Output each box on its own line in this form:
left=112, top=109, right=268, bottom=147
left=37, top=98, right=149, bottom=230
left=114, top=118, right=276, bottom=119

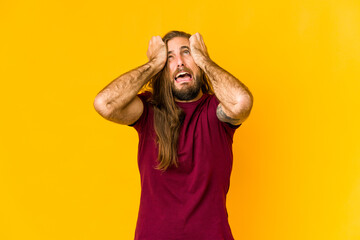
left=216, top=104, right=242, bottom=126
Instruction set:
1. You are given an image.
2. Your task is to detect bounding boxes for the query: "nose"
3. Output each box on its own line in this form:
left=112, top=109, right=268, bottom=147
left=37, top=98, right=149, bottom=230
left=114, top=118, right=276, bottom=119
left=176, top=55, right=185, bottom=68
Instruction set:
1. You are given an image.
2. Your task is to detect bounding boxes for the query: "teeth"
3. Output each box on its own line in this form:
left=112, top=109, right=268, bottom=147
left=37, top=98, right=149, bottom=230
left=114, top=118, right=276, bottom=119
left=175, top=72, right=189, bottom=79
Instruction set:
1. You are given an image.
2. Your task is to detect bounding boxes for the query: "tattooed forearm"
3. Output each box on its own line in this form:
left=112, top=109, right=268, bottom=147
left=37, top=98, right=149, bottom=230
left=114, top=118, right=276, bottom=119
left=216, top=104, right=242, bottom=126
left=200, top=57, right=253, bottom=125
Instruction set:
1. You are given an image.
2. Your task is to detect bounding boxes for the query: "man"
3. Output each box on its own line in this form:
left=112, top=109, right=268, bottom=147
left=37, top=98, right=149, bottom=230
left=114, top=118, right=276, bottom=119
left=94, top=31, right=253, bottom=240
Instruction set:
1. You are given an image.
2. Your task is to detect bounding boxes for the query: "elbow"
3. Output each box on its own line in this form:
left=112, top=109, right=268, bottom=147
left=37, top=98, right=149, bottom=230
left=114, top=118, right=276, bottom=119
left=244, top=91, right=254, bottom=111
left=93, top=94, right=113, bottom=119
left=233, top=91, right=253, bottom=119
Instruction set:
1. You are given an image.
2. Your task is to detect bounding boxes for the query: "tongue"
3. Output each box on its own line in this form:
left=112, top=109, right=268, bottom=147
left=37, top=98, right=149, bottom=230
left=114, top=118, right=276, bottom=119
left=176, top=75, right=192, bottom=83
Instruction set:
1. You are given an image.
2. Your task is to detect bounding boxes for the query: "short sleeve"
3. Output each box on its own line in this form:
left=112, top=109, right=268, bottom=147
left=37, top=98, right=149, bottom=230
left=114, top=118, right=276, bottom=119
left=128, top=91, right=152, bottom=132
left=211, top=95, right=241, bottom=135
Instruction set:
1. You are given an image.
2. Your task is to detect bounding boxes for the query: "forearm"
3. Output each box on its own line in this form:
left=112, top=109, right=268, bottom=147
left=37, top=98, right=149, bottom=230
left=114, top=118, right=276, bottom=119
left=94, top=60, right=160, bottom=115
left=200, top=58, right=253, bottom=121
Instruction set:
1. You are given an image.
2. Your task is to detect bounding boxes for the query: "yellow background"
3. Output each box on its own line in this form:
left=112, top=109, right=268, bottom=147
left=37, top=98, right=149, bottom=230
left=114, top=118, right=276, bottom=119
left=1, top=0, right=359, bottom=239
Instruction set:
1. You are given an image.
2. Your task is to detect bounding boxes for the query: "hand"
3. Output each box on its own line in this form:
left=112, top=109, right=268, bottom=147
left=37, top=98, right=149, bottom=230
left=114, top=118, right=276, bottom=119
left=146, top=36, right=167, bottom=71
left=189, top=32, right=210, bottom=68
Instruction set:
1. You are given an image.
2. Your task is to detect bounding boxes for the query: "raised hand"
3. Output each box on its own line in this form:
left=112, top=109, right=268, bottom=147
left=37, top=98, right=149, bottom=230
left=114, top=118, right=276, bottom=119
left=146, top=36, right=167, bottom=71
left=189, top=32, right=211, bottom=69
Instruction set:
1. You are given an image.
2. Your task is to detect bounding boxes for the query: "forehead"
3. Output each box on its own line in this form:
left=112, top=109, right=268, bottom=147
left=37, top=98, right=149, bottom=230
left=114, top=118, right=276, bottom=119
left=167, top=37, right=190, bottom=52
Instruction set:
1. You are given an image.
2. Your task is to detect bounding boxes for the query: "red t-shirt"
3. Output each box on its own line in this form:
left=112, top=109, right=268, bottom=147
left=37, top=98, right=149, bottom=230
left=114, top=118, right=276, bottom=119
left=131, top=91, right=241, bottom=240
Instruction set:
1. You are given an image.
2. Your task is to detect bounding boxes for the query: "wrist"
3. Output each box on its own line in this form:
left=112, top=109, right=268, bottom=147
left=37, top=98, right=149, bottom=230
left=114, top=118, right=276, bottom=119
left=148, top=59, right=165, bottom=73
left=198, top=56, right=212, bottom=70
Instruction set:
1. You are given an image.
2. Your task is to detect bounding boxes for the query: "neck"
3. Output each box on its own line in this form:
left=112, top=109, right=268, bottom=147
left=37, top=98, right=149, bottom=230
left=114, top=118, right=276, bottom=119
left=174, top=90, right=203, bottom=103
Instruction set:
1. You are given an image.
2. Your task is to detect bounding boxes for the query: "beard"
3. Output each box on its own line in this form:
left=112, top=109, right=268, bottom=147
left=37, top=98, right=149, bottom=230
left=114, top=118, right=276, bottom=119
left=171, top=73, right=202, bottom=101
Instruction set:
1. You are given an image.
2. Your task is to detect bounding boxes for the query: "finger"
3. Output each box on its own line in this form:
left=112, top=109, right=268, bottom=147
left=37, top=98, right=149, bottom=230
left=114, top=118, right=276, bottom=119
left=196, top=33, right=202, bottom=41
left=196, top=32, right=201, bottom=40
left=152, top=36, right=157, bottom=43
left=189, top=35, right=194, bottom=43
left=189, top=36, right=195, bottom=47
left=199, top=34, right=206, bottom=47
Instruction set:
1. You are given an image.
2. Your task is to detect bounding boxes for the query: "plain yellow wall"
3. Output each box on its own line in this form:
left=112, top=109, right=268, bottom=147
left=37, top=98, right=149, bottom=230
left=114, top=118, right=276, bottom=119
left=1, top=0, right=359, bottom=239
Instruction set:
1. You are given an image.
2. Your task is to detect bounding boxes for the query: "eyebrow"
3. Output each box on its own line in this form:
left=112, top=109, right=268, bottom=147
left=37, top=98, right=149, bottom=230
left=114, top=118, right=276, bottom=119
left=168, top=46, right=190, bottom=55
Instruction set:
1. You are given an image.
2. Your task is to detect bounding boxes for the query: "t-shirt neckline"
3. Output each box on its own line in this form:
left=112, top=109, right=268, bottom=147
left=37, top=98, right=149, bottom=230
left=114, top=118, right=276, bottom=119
left=175, top=93, right=208, bottom=108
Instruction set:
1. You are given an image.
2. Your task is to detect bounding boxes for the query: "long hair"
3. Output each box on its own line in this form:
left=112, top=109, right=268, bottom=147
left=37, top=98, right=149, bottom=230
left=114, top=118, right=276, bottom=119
left=145, top=30, right=213, bottom=172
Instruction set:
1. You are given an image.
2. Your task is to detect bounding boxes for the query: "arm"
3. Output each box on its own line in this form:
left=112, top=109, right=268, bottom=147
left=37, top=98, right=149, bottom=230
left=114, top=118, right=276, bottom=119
left=189, top=33, right=253, bottom=125
left=93, top=36, right=167, bottom=125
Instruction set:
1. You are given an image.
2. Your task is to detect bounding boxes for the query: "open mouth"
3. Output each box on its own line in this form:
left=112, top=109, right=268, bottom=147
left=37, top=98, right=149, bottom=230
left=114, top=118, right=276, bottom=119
left=174, top=71, right=193, bottom=83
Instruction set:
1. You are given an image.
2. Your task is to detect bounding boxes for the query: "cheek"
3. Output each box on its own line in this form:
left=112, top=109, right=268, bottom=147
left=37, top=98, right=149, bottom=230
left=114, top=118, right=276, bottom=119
left=186, top=59, right=198, bottom=70
left=187, top=55, right=196, bottom=64
left=167, top=65, right=176, bottom=78
left=165, top=67, right=174, bottom=81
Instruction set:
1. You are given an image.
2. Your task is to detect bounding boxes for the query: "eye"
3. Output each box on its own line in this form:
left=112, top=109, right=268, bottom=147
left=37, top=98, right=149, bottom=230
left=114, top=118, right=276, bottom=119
left=168, top=55, right=173, bottom=59
left=183, top=50, right=190, bottom=54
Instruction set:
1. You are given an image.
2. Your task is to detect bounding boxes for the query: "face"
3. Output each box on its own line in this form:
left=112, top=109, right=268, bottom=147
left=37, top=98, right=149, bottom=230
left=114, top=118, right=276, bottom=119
left=166, top=37, right=202, bottom=101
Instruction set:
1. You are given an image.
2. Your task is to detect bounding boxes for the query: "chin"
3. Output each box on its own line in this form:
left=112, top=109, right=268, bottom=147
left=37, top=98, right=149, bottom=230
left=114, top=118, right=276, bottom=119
left=172, top=84, right=201, bottom=101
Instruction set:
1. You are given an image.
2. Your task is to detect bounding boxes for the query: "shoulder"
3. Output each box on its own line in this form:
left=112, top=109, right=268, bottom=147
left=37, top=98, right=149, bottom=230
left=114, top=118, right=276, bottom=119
left=129, top=91, right=154, bottom=130
left=206, top=94, right=242, bottom=130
